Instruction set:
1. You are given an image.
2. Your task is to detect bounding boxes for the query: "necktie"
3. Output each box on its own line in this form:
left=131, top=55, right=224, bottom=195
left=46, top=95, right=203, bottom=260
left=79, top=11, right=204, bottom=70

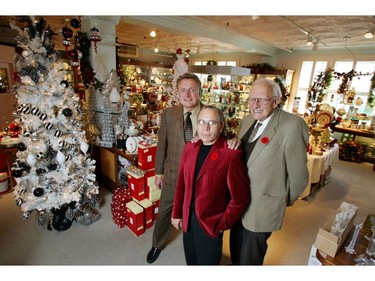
left=248, top=122, right=262, bottom=143
left=184, top=112, right=193, bottom=142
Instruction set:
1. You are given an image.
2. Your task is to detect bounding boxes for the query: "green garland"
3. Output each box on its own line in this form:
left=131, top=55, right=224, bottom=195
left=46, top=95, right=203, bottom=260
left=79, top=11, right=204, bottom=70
left=306, top=68, right=333, bottom=115
left=75, top=31, right=102, bottom=90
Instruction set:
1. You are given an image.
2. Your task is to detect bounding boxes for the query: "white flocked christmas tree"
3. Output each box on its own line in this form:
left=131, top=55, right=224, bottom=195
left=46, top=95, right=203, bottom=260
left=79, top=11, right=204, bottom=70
left=10, top=16, right=100, bottom=231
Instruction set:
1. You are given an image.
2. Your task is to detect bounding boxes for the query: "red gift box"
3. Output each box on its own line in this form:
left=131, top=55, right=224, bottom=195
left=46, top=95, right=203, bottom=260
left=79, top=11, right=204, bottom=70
left=135, top=198, right=154, bottom=229
left=127, top=168, right=145, bottom=201
left=126, top=201, right=145, bottom=236
left=111, top=187, right=132, bottom=228
left=137, top=142, right=157, bottom=170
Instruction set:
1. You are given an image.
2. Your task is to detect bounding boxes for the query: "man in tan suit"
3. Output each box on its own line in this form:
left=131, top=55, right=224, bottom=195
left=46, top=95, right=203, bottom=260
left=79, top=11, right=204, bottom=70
left=229, top=78, right=309, bottom=265
left=147, top=73, right=203, bottom=264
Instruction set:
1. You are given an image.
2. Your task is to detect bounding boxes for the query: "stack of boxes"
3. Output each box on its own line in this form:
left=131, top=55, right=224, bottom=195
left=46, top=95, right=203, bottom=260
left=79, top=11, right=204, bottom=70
left=125, top=140, right=160, bottom=236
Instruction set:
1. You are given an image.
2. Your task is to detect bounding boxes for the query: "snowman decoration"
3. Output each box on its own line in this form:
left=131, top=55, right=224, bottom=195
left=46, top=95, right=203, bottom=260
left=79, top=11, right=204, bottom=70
left=173, top=48, right=189, bottom=83
left=170, top=48, right=189, bottom=107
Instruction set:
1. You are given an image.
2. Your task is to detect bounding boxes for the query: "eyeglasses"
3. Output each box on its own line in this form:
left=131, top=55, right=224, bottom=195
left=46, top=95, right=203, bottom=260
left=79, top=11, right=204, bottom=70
left=198, top=119, right=219, bottom=127
left=178, top=88, right=199, bottom=95
left=248, top=97, right=276, bottom=105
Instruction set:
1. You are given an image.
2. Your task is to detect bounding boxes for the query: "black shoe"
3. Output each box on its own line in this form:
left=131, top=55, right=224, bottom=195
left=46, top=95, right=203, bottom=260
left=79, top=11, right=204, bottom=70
left=147, top=247, right=161, bottom=264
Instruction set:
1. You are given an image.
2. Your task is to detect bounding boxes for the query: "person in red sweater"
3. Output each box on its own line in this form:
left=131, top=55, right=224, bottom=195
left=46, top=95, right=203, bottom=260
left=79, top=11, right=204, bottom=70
left=171, top=105, right=250, bottom=265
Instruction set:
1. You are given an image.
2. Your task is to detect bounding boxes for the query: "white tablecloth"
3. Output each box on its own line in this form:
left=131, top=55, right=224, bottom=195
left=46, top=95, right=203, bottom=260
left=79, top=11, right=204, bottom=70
left=300, top=143, right=339, bottom=199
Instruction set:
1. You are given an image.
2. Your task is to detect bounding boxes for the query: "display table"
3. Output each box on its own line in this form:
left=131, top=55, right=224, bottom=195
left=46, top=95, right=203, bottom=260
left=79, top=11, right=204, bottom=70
left=93, top=145, right=138, bottom=193
left=316, top=226, right=368, bottom=265
left=332, top=125, right=374, bottom=141
left=300, top=144, right=339, bottom=199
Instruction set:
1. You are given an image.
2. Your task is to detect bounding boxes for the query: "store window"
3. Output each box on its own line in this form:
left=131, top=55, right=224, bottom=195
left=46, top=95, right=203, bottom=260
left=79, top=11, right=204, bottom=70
left=296, top=60, right=375, bottom=115
left=295, top=61, right=328, bottom=113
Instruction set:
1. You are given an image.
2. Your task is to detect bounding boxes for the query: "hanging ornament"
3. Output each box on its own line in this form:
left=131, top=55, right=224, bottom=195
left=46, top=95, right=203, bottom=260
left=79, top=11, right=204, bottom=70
left=70, top=18, right=81, bottom=29
left=61, top=80, right=69, bottom=88
left=88, top=26, right=102, bottom=54
left=62, top=21, right=73, bottom=52
left=17, top=142, right=27, bottom=151
left=33, top=187, right=45, bottom=197
left=62, top=108, right=73, bottom=117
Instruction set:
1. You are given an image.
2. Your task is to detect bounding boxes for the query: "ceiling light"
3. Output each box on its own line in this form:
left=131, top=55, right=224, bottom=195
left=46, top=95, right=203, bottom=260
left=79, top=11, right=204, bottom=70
left=150, top=31, right=156, bottom=37
left=306, top=34, right=313, bottom=46
left=154, top=39, right=159, bottom=53
left=364, top=26, right=375, bottom=38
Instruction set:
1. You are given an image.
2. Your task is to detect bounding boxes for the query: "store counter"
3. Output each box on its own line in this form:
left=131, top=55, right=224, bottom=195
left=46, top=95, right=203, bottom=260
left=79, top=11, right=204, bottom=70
left=300, top=144, right=339, bottom=199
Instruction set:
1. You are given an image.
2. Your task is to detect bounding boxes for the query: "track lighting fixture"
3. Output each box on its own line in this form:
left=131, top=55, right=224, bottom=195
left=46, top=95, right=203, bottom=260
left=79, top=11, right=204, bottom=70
left=364, top=26, right=375, bottom=38
left=306, top=34, right=313, bottom=46
left=150, top=30, right=156, bottom=37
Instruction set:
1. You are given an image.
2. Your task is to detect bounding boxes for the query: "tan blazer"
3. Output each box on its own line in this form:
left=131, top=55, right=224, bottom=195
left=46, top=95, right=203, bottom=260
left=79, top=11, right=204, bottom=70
left=238, top=108, right=309, bottom=232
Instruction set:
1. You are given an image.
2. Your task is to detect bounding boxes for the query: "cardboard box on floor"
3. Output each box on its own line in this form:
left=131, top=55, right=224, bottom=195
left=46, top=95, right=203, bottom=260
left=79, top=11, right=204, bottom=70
left=314, top=201, right=358, bottom=257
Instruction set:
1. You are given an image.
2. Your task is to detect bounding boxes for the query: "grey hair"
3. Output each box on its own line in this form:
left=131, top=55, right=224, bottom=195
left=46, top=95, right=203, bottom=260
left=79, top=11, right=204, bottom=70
left=251, top=78, right=281, bottom=99
left=198, top=105, right=227, bottom=138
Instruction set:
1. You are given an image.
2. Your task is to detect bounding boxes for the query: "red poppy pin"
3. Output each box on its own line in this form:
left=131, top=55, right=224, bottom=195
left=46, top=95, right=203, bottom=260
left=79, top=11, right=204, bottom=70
left=261, top=137, right=269, bottom=144
left=211, top=152, right=219, bottom=160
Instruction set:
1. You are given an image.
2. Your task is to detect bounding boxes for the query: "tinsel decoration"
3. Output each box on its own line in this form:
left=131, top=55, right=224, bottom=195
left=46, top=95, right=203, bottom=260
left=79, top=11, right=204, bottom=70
left=65, top=207, right=76, bottom=221
left=37, top=212, right=48, bottom=227
left=75, top=206, right=100, bottom=225
left=97, top=70, right=121, bottom=147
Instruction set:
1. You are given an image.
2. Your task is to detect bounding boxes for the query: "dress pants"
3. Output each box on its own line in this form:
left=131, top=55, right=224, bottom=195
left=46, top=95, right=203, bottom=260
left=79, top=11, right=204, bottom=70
left=230, top=220, right=272, bottom=265
left=183, top=209, right=223, bottom=265
left=152, top=184, right=174, bottom=250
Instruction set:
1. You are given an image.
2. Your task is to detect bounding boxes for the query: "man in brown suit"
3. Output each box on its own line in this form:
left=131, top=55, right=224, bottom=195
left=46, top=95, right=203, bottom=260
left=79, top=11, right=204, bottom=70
left=147, top=73, right=203, bottom=264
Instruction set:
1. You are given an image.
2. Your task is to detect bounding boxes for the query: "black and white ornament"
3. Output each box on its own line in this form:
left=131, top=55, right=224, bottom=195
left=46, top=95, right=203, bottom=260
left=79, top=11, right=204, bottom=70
left=59, top=140, right=68, bottom=147
left=16, top=142, right=27, bottom=151
left=47, top=163, right=58, bottom=171
left=54, top=129, right=62, bottom=137
left=36, top=168, right=46, bottom=175
left=22, top=106, right=31, bottom=114
left=39, top=113, right=48, bottom=121
left=31, top=106, right=41, bottom=116
left=33, top=187, right=44, bottom=197
left=22, top=211, right=31, bottom=220
left=15, top=197, right=24, bottom=207
left=44, top=122, right=53, bottom=130
left=62, top=108, right=73, bottom=117
left=35, top=152, right=44, bottom=159
left=23, top=130, right=32, bottom=137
